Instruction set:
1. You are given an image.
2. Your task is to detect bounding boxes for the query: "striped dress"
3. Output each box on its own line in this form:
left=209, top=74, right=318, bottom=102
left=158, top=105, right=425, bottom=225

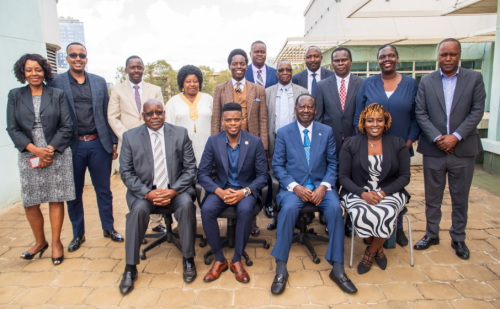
left=342, top=155, right=407, bottom=238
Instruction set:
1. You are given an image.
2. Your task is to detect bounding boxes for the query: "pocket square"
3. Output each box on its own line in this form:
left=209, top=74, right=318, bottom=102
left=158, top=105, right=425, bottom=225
left=253, top=98, right=261, bottom=102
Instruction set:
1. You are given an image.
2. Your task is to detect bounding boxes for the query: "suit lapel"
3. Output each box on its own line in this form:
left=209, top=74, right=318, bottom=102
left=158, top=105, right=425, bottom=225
left=308, top=123, right=322, bottom=173
left=270, top=85, right=279, bottom=128
left=379, top=136, right=391, bottom=180
left=327, top=77, right=343, bottom=113
left=359, top=134, right=369, bottom=174
left=246, top=82, right=254, bottom=117
left=142, top=82, right=151, bottom=104
left=301, top=70, right=308, bottom=89
left=124, top=82, right=139, bottom=115
left=163, top=124, right=175, bottom=185
left=224, top=81, right=233, bottom=104
left=430, top=72, right=447, bottom=114
left=20, top=85, right=34, bottom=114
left=344, top=74, right=357, bottom=111
left=265, top=65, right=273, bottom=88
left=217, top=133, right=229, bottom=176
left=450, top=70, right=469, bottom=114
left=289, top=122, right=309, bottom=170
left=87, top=73, right=97, bottom=113
left=320, top=68, right=327, bottom=80
left=39, top=85, right=53, bottom=114
left=237, top=132, right=249, bottom=174
left=141, top=126, right=154, bottom=183
left=247, top=64, right=254, bottom=83
left=63, top=72, right=76, bottom=117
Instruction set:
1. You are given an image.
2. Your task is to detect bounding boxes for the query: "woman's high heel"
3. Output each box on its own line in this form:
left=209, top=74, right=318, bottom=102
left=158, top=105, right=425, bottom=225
left=52, top=247, right=64, bottom=265
left=358, top=246, right=376, bottom=275
left=20, top=243, right=48, bottom=260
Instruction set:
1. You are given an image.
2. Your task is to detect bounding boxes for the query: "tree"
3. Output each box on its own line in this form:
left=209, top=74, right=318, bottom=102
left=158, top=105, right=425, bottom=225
left=143, top=60, right=178, bottom=102
left=115, top=66, right=127, bottom=84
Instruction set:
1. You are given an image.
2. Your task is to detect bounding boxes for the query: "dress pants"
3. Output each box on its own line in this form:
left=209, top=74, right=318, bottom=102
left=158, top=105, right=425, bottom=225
left=67, top=138, right=113, bottom=238
left=271, top=190, right=344, bottom=265
left=125, top=192, right=196, bottom=265
left=201, top=188, right=256, bottom=260
left=423, top=154, right=475, bottom=242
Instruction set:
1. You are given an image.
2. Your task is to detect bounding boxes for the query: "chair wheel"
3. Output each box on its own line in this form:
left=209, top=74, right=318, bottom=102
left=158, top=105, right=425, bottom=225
left=263, top=243, right=270, bottom=249
left=140, top=253, right=146, bottom=260
left=313, top=257, right=320, bottom=264
left=142, top=239, right=148, bottom=245
left=246, top=260, right=253, bottom=267
left=204, top=258, right=212, bottom=265
left=199, top=239, right=207, bottom=248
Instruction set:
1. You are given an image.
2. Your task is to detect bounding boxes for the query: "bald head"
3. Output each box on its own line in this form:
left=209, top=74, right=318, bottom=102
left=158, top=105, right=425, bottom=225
left=143, top=99, right=163, bottom=111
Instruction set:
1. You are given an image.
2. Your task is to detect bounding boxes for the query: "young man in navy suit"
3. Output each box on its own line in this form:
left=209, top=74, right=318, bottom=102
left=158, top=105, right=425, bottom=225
left=292, top=46, right=334, bottom=97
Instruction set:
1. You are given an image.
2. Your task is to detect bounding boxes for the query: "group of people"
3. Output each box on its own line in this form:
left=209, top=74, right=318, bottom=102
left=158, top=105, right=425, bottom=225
left=6, top=37, right=485, bottom=297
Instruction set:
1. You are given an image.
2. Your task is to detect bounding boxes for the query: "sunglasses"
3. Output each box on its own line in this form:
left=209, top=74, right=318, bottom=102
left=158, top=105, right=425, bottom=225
left=277, top=68, right=293, bottom=73
left=144, top=111, right=164, bottom=117
left=68, top=53, right=87, bottom=59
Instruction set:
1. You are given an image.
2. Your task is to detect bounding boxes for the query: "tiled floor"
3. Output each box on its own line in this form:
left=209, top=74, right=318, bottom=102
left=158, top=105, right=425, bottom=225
left=0, top=166, right=499, bottom=308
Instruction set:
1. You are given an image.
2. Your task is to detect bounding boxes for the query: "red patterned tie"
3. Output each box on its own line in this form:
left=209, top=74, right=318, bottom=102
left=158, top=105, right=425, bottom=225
left=339, top=79, right=346, bottom=111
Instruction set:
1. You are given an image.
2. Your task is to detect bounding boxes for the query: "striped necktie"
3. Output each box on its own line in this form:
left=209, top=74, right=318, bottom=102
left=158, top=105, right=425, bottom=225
left=153, top=132, right=168, bottom=189
left=235, top=82, right=242, bottom=98
left=256, top=70, right=264, bottom=86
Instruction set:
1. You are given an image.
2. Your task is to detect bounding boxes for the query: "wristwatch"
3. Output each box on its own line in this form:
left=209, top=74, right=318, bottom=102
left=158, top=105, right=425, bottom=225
left=242, top=188, right=249, bottom=197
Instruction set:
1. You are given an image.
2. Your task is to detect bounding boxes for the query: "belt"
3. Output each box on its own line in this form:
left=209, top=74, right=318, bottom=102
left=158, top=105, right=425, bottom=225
left=78, top=133, right=99, bottom=141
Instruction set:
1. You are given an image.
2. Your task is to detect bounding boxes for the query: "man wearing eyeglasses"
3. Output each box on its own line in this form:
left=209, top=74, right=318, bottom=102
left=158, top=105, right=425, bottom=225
left=265, top=60, right=308, bottom=230
left=49, top=42, right=122, bottom=252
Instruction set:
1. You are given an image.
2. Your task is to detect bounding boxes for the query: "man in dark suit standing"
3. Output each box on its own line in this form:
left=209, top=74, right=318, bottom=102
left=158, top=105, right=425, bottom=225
left=292, top=46, right=334, bottom=97
left=245, top=40, right=279, bottom=88
left=49, top=42, right=122, bottom=252
left=118, top=99, right=198, bottom=294
left=414, top=38, right=485, bottom=260
left=198, top=103, right=268, bottom=284
left=315, top=47, right=363, bottom=234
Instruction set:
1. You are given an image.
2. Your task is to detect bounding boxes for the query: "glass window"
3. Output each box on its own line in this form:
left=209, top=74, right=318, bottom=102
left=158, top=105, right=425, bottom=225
left=369, top=62, right=380, bottom=71
left=353, top=73, right=367, bottom=78
left=415, top=62, right=436, bottom=71
left=415, top=73, right=430, bottom=84
left=351, top=62, right=367, bottom=72
left=474, top=60, right=482, bottom=70
left=461, top=60, right=482, bottom=70
left=461, top=61, right=473, bottom=69
left=401, top=72, right=413, bottom=78
left=399, top=62, right=413, bottom=71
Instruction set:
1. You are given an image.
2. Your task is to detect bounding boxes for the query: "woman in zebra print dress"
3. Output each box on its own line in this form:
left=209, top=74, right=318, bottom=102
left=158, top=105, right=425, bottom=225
left=339, top=103, right=411, bottom=274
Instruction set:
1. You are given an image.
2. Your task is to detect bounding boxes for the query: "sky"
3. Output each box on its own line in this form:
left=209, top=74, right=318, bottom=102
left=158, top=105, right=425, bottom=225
left=56, top=0, right=306, bottom=84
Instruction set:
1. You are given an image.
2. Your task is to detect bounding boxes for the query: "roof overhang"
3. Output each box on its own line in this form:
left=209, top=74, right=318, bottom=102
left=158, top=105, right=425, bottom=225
left=442, top=0, right=497, bottom=16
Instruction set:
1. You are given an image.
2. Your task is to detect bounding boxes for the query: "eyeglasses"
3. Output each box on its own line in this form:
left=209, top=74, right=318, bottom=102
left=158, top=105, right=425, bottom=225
left=68, top=53, right=87, bottom=59
left=277, top=68, right=293, bottom=73
left=144, top=111, right=164, bottom=117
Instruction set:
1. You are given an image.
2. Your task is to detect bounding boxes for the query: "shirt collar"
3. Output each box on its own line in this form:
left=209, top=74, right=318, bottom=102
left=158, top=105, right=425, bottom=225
left=252, top=64, right=266, bottom=74
left=307, top=68, right=320, bottom=77
left=232, top=78, right=246, bottom=87
left=440, top=67, right=459, bottom=78
left=225, top=133, right=241, bottom=147
left=278, top=82, right=292, bottom=90
left=297, top=121, right=313, bottom=133
left=68, top=71, right=88, bottom=83
left=335, top=73, right=350, bottom=84
left=130, top=80, right=143, bottom=89
left=147, top=125, right=164, bottom=137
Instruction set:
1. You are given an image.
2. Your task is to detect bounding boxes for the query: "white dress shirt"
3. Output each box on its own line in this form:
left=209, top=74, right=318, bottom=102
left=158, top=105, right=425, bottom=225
left=287, top=121, right=332, bottom=191
left=252, top=64, right=267, bottom=87
left=147, top=126, right=169, bottom=187
left=130, top=80, right=144, bottom=102
left=335, top=73, right=350, bottom=94
left=307, top=69, right=321, bottom=93
left=231, top=78, right=246, bottom=91
left=275, top=82, right=295, bottom=134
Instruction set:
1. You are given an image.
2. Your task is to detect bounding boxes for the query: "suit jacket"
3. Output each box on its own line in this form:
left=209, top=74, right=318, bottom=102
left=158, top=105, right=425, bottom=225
left=119, top=123, right=197, bottom=207
left=211, top=80, right=268, bottom=150
left=245, top=64, right=279, bottom=88
left=338, top=134, right=411, bottom=199
left=415, top=68, right=485, bottom=157
left=7, top=85, right=73, bottom=153
left=272, top=121, right=337, bottom=205
left=197, top=130, right=268, bottom=204
left=292, top=67, right=335, bottom=93
left=265, top=83, right=308, bottom=157
left=314, top=73, right=363, bottom=156
left=108, top=81, right=163, bottom=152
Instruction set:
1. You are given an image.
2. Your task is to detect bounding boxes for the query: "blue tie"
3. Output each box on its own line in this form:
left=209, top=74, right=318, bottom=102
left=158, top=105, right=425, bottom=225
left=311, top=73, right=317, bottom=97
left=303, top=129, right=314, bottom=190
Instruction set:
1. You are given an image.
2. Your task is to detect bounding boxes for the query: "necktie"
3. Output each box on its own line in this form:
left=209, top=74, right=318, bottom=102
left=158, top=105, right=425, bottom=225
left=279, top=87, right=289, bottom=130
left=256, top=70, right=264, bottom=86
left=311, top=73, right=317, bottom=97
left=133, top=85, right=141, bottom=112
left=303, top=129, right=315, bottom=190
left=153, top=132, right=168, bottom=189
left=339, top=79, right=346, bottom=111
left=235, top=82, right=242, bottom=98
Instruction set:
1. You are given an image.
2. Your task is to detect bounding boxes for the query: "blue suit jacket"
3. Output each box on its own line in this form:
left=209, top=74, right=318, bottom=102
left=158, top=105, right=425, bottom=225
left=49, top=71, right=117, bottom=154
left=245, top=64, right=278, bottom=88
left=292, top=68, right=334, bottom=95
left=197, top=130, right=269, bottom=205
left=272, top=121, right=338, bottom=205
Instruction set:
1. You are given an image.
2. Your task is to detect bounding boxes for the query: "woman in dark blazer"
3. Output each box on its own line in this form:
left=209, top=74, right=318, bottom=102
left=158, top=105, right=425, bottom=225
left=353, top=44, right=420, bottom=246
left=6, top=54, right=75, bottom=265
left=340, top=103, right=411, bottom=274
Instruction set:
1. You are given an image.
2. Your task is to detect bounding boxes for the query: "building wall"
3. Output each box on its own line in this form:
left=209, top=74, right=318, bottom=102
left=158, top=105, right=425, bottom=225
left=0, top=0, right=60, bottom=209
left=57, top=19, right=86, bottom=70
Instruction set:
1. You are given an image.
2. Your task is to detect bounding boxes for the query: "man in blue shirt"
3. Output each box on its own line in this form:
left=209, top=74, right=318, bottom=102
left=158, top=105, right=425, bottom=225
left=198, top=103, right=268, bottom=283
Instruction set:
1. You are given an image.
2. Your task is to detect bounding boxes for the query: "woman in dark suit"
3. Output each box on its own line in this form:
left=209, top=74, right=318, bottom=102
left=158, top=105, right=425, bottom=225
left=340, top=103, right=411, bottom=274
left=353, top=44, right=420, bottom=246
left=7, top=54, right=75, bottom=265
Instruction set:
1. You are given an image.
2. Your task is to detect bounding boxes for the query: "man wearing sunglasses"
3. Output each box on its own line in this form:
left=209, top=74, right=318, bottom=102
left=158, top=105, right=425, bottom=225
left=265, top=60, right=308, bottom=230
left=49, top=42, right=122, bottom=252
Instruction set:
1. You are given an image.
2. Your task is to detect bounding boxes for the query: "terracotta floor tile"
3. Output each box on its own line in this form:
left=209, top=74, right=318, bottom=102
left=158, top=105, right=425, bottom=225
left=148, top=273, right=184, bottom=289
left=465, top=239, right=495, bottom=251
left=0, top=272, right=28, bottom=286
left=308, top=285, right=347, bottom=305
left=417, top=282, right=462, bottom=300
left=454, top=265, right=498, bottom=280
left=133, top=273, right=154, bottom=288
left=195, top=289, right=233, bottom=307
left=288, top=271, right=323, bottom=287
left=370, top=302, right=412, bottom=309
left=387, top=267, right=428, bottom=282
left=233, top=288, right=271, bottom=307
left=396, top=252, right=434, bottom=266
left=452, top=281, right=499, bottom=299
left=346, top=284, right=386, bottom=303
left=450, top=299, right=496, bottom=309
left=83, top=272, right=121, bottom=288
left=119, top=288, right=161, bottom=307
left=0, top=287, right=25, bottom=304
left=465, top=251, right=498, bottom=264
left=50, top=258, right=88, bottom=271
left=82, top=247, right=113, bottom=259
left=409, top=300, right=454, bottom=309
left=420, top=266, right=462, bottom=281
left=426, top=252, right=468, bottom=265
left=84, top=287, right=123, bottom=306
left=334, top=304, right=370, bottom=309
left=253, top=272, right=281, bottom=289
left=50, top=272, right=88, bottom=287
left=271, top=287, right=309, bottom=306
left=379, top=283, right=424, bottom=301
left=46, top=287, right=92, bottom=306
left=11, top=287, right=57, bottom=305
left=352, top=267, right=393, bottom=284
left=82, top=259, right=119, bottom=272
left=157, top=289, right=196, bottom=308
left=21, top=259, right=54, bottom=272
left=143, top=259, right=178, bottom=273
left=17, top=272, right=58, bottom=287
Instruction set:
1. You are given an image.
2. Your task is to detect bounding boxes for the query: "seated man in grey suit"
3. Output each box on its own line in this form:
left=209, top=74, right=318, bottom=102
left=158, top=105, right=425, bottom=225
left=118, top=99, right=198, bottom=294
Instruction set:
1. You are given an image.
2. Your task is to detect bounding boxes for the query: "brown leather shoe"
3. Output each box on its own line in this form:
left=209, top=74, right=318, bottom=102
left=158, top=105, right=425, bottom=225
left=251, top=217, right=260, bottom=237
left=230, top=261, right=250, bottom=283
left=203, top=260, right=228, bottom=282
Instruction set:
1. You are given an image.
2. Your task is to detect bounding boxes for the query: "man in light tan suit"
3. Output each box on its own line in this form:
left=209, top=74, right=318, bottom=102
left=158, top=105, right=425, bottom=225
left=108, top=55, right=166, bottom=233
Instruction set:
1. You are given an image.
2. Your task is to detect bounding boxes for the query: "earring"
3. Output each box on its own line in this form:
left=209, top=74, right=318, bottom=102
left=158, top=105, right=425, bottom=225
left=182, top=88, right=185, bottom=92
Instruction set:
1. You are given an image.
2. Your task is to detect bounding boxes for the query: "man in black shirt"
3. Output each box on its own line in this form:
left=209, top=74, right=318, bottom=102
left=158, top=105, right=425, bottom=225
left=50, top=42, right=122, bottom=251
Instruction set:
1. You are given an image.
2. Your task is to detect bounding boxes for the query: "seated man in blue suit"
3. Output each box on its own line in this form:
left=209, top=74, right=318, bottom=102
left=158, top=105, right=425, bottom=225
left=270, top=94, right=357, bottom=295
left=198, top=103, right=268, bottom=284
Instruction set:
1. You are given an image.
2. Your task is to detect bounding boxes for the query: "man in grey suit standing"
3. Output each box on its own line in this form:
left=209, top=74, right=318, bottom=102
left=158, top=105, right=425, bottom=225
left=315, top=47, right=363, bottom=234
left=266, top=60, right=308, bottom=230
left=118, top=99, right=198, bottom=294
left=414, top=38, right=485, bottom=260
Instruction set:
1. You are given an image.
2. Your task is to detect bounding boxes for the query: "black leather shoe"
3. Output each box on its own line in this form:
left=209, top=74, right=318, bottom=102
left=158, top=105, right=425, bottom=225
left=264, top=206, right=273, bottom=218
left=319, top=212, right=326, bottom=225
left=345, top=217, right=353, bottom=238
left=396, top=228, right=408, bottom=247
left=267, top=218, right=278, bottom=230
left=271, top=272, right=288, bottom=295
left=119, top=271, right=137, bottom=295
left=414, top=235, right=439, bottom=250
left=103, top=229, right=124, bottom=242
left=68, top=235, right=85, bottom=252
left=451, top=241, right=470, bottom=260
left=329, top=271, right=357, bottom=294
left=183, top=259, right=197, bottom=283
left=152, top=224, right=166, bottom=233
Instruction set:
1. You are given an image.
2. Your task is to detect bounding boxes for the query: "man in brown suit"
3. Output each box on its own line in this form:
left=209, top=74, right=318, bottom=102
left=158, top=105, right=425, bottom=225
left=211, top=49, right=267, bottom=236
